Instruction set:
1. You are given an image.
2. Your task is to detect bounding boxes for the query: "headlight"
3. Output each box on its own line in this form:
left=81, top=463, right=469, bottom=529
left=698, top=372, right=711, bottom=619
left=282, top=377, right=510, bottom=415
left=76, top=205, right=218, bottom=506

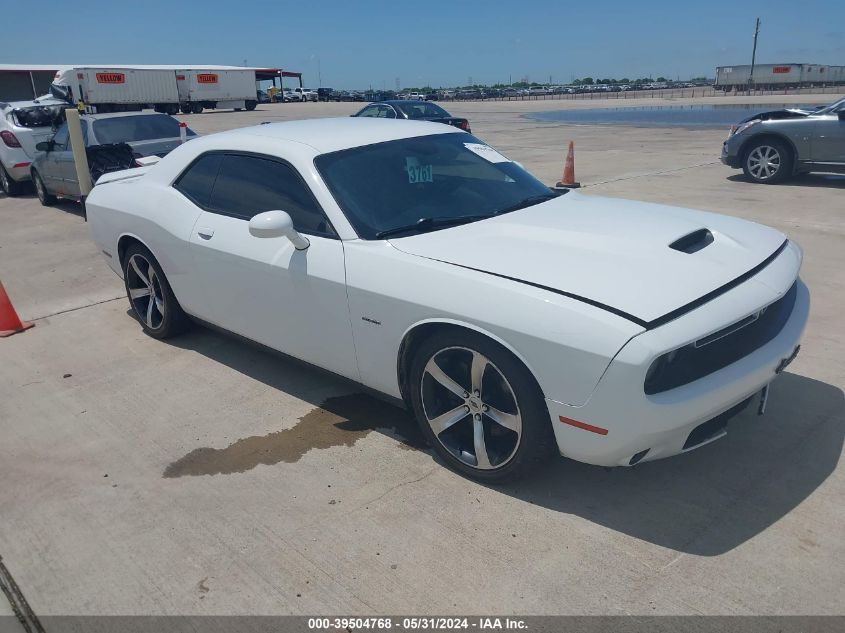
left=732, top=119, right=760, bottom=136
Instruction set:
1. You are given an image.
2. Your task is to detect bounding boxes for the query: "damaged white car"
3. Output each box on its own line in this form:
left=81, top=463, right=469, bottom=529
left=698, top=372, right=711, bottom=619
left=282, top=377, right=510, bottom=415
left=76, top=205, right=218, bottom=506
left=85, top=119, right=809, bottom=481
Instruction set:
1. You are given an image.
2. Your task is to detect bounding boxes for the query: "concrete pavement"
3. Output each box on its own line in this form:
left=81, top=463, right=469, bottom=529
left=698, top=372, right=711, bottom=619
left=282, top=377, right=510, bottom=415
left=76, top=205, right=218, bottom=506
left=0, top=95, right=843, bottom=616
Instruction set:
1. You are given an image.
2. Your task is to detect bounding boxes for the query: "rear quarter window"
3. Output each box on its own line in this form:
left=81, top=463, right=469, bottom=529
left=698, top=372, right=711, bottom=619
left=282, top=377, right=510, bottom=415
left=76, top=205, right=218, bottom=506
left=174, top=154, right=222, bottom=208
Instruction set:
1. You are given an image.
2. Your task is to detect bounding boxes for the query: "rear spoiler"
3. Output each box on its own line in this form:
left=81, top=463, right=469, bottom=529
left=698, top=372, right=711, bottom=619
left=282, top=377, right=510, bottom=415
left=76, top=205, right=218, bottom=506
left=95, top=165, right=155, bottom=186
left=134, top=155, right=162, bottom=167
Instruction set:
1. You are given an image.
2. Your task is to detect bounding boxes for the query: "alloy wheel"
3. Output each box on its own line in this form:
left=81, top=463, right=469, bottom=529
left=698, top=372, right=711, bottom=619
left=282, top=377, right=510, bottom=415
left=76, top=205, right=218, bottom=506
left=421, top=346, right=522, bottom=470
left=747, top=145, right=781, bottom=180
left=126, top=254, right=165, bottom=330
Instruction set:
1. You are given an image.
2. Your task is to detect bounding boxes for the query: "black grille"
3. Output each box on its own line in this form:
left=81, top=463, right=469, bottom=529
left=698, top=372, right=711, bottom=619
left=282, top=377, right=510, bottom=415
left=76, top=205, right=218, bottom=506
left=683, top=397, right=751, bottom=450
left=644, top=281, right=798, bottom=395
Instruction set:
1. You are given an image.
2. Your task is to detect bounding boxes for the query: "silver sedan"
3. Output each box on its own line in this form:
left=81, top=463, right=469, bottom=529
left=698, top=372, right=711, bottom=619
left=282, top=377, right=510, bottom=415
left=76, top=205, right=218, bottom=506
left=721, top=96, right=845, bottom=183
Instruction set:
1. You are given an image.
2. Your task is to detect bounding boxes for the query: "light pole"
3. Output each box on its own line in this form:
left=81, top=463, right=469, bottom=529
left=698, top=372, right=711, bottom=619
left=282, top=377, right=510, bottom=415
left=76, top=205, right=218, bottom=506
left=749, top=18, right=761, bottom=93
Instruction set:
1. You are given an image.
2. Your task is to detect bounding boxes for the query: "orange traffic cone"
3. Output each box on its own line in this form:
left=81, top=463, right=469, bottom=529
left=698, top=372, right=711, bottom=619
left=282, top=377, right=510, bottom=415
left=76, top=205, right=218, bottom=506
left=555, top=141, right=581, bottom=188
left=0, top=281, right=34, bottom=338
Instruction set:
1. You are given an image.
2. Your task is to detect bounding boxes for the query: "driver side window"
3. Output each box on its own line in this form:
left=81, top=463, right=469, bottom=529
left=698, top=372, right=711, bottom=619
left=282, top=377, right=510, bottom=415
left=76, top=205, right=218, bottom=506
left=358, top=106, right=380, bottom=118
left=52, top=124, right=70, bottom=151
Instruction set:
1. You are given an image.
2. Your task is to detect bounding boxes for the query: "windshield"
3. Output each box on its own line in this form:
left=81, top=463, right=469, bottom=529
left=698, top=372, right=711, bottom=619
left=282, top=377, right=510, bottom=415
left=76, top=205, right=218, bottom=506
left=398, top=102, right=450, bottom=119
left=12, top=105, right=64, bottom=128
left=92, top=114, right=196, bottom=144
left=817, top=97, right=845, bottom=114
left=49, top=84, right=71, bottom=103
left=315, top=133, right=557, bottom=239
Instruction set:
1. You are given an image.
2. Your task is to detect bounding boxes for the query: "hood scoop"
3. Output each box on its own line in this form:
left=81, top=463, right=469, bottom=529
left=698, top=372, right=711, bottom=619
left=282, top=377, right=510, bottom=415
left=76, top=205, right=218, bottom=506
left=669, top=228, right=714, bottom=254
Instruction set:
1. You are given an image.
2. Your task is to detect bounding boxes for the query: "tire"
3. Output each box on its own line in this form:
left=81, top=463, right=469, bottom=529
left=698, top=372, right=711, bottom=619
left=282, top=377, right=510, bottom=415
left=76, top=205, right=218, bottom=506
left=408, top=329, right=555, bottom=482
left=191, top=103, right=203, bottom=114
left=122, top=243, right=189, bottom=339
left=32, top=170, right=56, bottom=206
left=180, top=104, right=191, bottom=115
left=0, top=163, right=25, bottom=196
left=245, top=100, right=257, bottom=111
left=742, top=138, right=793, bottom=184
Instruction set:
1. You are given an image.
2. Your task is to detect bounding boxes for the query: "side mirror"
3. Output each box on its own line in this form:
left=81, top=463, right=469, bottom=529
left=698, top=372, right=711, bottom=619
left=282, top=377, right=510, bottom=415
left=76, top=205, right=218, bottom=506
left=249, top=210, right=310, bottom=249
left=36, top=141, right=52, bottom=152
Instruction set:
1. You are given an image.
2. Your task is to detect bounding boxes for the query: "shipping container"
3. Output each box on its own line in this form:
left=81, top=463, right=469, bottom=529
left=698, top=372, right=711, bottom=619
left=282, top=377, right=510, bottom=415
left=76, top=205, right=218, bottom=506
left=175, top=69, right=258, bottom=113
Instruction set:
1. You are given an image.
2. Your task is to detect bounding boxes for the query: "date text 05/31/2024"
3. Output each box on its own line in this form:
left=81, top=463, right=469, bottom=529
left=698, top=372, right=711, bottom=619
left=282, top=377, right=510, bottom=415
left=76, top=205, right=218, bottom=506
left=307, top=617, right=528, bottom=630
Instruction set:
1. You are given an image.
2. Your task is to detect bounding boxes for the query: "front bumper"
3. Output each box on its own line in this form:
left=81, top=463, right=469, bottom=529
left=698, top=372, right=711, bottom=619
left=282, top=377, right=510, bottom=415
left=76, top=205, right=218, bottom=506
left=547, top=244, right=809, bottom=467
left=721, top=137, right=742, bottom=168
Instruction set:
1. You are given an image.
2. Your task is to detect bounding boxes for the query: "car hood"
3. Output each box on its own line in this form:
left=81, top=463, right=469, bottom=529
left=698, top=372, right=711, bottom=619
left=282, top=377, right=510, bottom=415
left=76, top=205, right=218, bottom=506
left=388, top=192, right=787, bottom=326
left=739, top=108, right=811, bottom=124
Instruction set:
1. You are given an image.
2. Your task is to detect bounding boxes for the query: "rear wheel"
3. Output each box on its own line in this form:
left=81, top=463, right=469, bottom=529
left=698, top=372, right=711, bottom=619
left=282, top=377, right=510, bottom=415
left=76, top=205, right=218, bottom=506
left=0, top=164, right=25, bottom=196
left=408, top=330, right=555, bottom=482
left=32, top=170, right=56, bottom=206
left=245, top=100, right=257, bottom=111
left=742, top=139, right=793, bottom=184
left=191, top=103, right=203, bottom=114
left=122, top=244, right=189, bottom=339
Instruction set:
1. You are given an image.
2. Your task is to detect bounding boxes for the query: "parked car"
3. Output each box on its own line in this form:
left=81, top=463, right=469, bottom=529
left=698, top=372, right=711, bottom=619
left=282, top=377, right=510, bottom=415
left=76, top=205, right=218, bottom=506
left=31, top=111, right=197, bottom=205
left=256, top=90, right=270, bottom=104
left=317, top=88, right=336, bottom=102
left=352, top=100, right=471, bottom=132
left=290, top=88, right=317, bottom=102
left=1, top=99, right=65, bottom=196
left=721, top=96, right=845, bottom=183
left=86, top=118, right=807, bottom=482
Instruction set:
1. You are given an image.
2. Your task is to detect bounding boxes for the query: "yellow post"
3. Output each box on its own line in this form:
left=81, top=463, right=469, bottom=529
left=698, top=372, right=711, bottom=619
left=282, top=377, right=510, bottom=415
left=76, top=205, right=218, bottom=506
left=65, top=108, right=93, bottom=197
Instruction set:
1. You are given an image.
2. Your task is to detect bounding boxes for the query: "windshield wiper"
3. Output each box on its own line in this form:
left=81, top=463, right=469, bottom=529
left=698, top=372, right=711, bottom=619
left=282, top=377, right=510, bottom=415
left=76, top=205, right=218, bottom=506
left=375, top=214, right=495, bottom=239
left=493, top=192, right=562, bottom=217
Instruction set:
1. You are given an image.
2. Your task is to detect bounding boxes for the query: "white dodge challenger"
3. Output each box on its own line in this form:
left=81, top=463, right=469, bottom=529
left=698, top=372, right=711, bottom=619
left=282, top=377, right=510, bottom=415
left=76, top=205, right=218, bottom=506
left=86, top=118, right=809, bottom=481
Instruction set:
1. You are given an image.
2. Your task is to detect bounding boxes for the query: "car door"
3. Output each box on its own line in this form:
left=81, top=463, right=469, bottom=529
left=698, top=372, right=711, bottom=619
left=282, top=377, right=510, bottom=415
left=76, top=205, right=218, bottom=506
left=56, top=119, right=91, bottom=197
left=186, top=152, right=359, bottom=381
left=810, top=109, right=845, bottom=164
left=41, top=123, right=70, bottom=194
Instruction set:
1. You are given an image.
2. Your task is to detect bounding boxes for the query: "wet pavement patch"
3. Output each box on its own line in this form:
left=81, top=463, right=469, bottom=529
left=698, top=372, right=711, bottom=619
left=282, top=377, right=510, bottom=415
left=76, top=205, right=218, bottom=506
left=163, top=393, right=427, bottom=478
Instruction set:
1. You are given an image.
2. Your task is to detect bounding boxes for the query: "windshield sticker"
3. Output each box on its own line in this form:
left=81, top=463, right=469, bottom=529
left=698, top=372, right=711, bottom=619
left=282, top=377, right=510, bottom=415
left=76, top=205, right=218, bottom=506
left=405, top=157, right=433, bottom=184
left=464, top=143, right=510, bottom=163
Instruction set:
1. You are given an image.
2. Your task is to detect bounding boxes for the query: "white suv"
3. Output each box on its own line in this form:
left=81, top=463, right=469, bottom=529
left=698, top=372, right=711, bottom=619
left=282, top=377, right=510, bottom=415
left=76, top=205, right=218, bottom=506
left=1, top=99, right=65, bottom=196
left=291, top=88, right=318, bottom=102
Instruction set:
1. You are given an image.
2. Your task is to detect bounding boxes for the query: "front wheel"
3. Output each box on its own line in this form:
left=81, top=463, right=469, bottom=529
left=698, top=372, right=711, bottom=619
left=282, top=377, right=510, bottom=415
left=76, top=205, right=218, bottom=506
left=123, top=244, right=189, bottom=339
left=742, top=139, right=792, bottom=184
left=408, top=330, right=555, bottom=482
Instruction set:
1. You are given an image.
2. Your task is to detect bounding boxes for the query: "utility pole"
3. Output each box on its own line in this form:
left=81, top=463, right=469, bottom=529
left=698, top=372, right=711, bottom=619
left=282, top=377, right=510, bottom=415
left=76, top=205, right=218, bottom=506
left=749, top=17, right=761, bottom=92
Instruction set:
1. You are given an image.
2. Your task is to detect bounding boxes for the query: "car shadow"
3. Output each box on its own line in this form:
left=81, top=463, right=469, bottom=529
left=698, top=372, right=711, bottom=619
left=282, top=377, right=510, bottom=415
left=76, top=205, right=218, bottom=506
left=165, top=323, right=843, bottom=556
left=4, top=189, right=86, bottom=217
left=727, top=173, right=845, bottom=188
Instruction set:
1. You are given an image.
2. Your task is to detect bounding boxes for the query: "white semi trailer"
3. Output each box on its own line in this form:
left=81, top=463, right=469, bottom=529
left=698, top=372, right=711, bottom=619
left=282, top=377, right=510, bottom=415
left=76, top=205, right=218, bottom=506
left=51, top=67, right=180, bottom=113
left=175, top=69, right=258, bottom=113
left=50, top=66, right=259, bottom=114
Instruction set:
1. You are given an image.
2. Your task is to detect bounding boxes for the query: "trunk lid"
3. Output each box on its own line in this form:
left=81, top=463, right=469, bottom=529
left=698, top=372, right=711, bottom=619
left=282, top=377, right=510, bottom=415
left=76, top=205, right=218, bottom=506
left=388, top=192, right=787, bottom=325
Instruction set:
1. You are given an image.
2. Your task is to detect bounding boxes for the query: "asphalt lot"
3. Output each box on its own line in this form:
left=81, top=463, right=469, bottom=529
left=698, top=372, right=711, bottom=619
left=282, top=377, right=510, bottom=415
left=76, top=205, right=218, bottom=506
left=1, top=94, right=843, bottom=616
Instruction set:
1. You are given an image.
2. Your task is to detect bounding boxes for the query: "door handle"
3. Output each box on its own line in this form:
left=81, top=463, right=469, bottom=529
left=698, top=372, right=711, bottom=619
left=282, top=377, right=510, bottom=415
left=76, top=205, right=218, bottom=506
left=197, top=227, right=214, bottom=240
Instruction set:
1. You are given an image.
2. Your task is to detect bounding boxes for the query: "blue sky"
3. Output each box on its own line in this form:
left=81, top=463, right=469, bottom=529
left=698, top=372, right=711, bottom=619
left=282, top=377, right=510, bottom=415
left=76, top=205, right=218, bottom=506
left=8, top=0, right=843, bottom=89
